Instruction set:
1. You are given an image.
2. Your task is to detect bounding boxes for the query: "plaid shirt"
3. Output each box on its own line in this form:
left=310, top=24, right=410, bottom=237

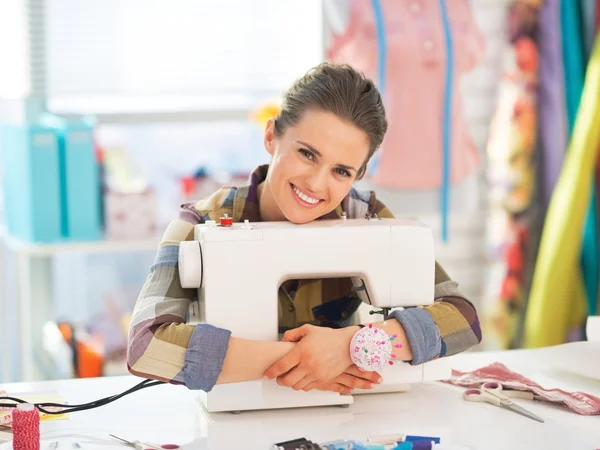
left=127, top=165, right=482, bottom=390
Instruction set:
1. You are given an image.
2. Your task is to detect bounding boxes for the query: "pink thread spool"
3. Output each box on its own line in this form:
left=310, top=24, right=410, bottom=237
left=12, top=403, right=40, bottom=450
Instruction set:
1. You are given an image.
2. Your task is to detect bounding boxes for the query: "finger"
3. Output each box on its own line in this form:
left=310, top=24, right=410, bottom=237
left=281, top=325, right=311, bottom=343
left=311, top=382, right=352, bottom=395
left=292, top=375, right=313, bottom=391
left=345, top=365, right=383, bottom=384
left=277, top=367, right=308, bottom=388
left=334, top=373, right=374, bottom=390
left=281, top=329, right=303, bottom=343
left=264, top=348, right=301, bottom=379
left=301, top=381, right=319, bottom=392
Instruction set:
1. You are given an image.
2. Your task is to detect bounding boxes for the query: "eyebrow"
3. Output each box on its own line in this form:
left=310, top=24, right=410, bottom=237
left=296, top=140, right=358, bottom=173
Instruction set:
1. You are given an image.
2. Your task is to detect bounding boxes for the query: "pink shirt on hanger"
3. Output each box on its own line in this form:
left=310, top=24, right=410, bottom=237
left=328, top=0, right=486, bottom=189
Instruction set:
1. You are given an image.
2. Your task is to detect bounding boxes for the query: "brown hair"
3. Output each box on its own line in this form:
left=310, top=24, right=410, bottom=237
left=274, top=62, right=387, bottom=179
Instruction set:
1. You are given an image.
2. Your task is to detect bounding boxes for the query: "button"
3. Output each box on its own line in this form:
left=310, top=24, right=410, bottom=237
left=410, top=3, right=420, bottom=12
left=288, top=305, right=295, bottom=312
left=423, top=40, right=433, bottom=50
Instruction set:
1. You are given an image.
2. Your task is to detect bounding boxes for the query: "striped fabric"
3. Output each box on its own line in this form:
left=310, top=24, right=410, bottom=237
left=127, top=165, right=482, bottom=389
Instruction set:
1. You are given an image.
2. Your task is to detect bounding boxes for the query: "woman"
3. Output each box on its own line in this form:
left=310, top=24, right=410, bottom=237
left=126, top=63, right=482, bottom=395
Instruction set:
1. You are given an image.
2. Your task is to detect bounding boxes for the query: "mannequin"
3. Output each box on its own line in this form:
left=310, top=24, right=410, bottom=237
left=327, top=0, right=486, bottom=191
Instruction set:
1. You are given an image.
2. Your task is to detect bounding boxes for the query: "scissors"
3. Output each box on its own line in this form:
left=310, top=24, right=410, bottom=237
left=463, top=381, right=544, bottom=423
left=109, top=434, right=180, bottom=450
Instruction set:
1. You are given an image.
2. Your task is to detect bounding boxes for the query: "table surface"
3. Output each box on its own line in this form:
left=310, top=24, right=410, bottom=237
left=1, top=348, right=599, bottom=450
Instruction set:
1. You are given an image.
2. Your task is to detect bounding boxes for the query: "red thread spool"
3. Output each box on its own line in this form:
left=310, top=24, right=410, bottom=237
left=12, top=403, right=40, bottom=450
left=220, top=214, right=233, bottom=227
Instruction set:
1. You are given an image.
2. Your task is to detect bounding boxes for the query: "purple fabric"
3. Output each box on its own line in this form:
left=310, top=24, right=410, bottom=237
left=538, top=0, right=567, bottom=206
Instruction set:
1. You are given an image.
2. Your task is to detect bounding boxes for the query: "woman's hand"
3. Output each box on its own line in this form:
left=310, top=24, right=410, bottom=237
left=312, top=364, right=383, bottom=394
left=264, top=324, right=382, bottom=391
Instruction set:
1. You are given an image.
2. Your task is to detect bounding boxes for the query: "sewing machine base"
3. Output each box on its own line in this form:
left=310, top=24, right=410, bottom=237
left=197, top=359, right=451, bottom=413
left=197, top=383, right=414, bottom=414
left=197, top=380, right=353, bottom=413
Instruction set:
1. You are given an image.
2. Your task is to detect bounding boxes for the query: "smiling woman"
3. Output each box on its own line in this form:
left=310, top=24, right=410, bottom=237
left=257, top=109, right=374, bottom=223
left=126, top=62, right=482, bottom=397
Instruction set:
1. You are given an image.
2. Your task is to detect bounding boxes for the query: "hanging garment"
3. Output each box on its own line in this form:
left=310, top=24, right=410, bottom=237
left=562, top=0, right=600, bottom=321
left=581, top=0, right=597, bottom=60
left=484, top=0, right=541, bottom=350
left=327, top=0, right=486, bottom=191
left=538, top=0, right=567, bottom=208
left=561, top=0, right=585, bottom=128
left=595, top=1, right=600, bottom=319
left=581, top=192, right=599, bottom=319
left=524, top=35, right=600, bottom=348
left=597, top=150, right=600, bottom=317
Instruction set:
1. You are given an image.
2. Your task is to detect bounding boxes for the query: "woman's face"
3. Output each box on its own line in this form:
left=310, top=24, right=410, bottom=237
left=263, top=109, right=370, bottom=224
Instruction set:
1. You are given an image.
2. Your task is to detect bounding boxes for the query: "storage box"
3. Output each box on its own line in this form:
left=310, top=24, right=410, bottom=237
left=104, top=188, right=157, bottom=240
left=0, top=123, right=63, bottom=243
left=43, top=114, right=102, bottom=241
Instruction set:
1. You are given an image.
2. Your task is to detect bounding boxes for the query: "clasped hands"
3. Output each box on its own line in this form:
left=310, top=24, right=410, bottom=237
left=263, top=324, right=382, bottom=394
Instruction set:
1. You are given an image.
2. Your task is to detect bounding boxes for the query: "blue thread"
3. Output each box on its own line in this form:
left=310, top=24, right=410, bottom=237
left=405, top=435, right=441, bottom=444
left=439, top=0, right=453, bottom=242
left=367, top=0, right=386, bottom=176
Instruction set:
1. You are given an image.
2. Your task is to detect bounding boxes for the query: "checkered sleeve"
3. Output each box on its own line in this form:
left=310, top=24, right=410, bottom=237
left=126, top=202, right=231, bottom=391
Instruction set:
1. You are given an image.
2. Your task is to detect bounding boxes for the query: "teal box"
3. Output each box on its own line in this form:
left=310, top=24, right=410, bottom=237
left=0, top=123, right=63, bottom=243
left=42, top=114, right=102, bottom=241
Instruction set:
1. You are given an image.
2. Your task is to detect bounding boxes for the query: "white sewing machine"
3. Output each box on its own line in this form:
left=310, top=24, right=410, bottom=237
left=178, top=216, right=451, bottom=413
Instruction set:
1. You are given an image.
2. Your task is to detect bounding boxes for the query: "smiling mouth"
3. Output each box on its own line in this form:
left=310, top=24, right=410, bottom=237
left=290, top=183, right=323, bottom=207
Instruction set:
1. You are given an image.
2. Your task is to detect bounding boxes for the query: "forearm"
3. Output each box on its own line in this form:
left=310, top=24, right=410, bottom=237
left=216, top=338, right=295, bottom=384
left=363, top=293, right=482, bottom=365
left=359, top=320, right=413, bottom=362
left=353, top=264, right=482, bottom=365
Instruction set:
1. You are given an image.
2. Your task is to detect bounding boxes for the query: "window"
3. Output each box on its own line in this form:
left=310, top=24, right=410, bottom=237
left=41, top=0, right=326, bottom=225
left=45, top=0, right=324, bottom=116
left=0, top=0, right=28, bottom=99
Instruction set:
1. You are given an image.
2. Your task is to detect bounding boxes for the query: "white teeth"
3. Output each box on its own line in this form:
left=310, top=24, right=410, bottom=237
left=293, top=185, right=319, bottom=204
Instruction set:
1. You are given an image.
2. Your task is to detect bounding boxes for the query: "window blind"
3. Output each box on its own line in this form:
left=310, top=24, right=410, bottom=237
left=45, top=0, right=323, bottom=114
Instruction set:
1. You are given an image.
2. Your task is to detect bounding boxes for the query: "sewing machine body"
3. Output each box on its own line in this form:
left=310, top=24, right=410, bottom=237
left=179, top=217, right=451, bottom=412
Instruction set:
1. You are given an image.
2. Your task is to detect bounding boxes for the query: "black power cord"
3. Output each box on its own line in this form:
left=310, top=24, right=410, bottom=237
left=0, top=379, right=165, bottom=415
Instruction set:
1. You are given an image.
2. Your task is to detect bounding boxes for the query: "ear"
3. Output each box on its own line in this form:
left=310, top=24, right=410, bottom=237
left=264, top=117, right=277, bottom=156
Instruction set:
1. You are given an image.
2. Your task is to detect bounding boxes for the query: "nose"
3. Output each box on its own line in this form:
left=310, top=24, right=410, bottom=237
left=305, top=167, right=328, bottom=194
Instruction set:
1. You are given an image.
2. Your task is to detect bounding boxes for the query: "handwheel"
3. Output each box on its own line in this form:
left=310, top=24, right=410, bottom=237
left=179, top=241, right=202, bottom=288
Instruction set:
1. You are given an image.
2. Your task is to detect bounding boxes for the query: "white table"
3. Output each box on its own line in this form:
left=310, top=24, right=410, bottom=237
left=1, top=348, right=599, bottom=450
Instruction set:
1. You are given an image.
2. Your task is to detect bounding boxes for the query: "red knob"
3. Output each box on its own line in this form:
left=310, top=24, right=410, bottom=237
left=220, top=214, right=233, bottom=227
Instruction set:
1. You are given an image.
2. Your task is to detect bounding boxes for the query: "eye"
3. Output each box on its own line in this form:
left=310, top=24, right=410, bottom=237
left=299, top=148, right=315, bottom=161
left=334, top=167, right=352, bottom=177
